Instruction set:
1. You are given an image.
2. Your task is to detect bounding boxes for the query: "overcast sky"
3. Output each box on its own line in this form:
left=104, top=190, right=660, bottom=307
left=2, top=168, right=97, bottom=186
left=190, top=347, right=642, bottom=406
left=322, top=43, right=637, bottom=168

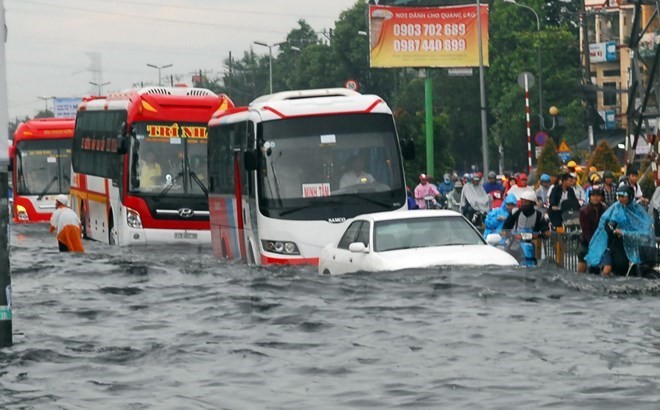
left=5, top=0, right=360, bottom=119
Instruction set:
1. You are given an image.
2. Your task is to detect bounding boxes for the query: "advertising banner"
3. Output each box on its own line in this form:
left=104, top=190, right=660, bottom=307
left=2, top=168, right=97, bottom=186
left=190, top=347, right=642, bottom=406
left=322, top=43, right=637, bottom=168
left=368, top=4, right=489, bottom=68
left=589, top=41, right=617, bottom=63
left=53, top=97, right=82, bottom=118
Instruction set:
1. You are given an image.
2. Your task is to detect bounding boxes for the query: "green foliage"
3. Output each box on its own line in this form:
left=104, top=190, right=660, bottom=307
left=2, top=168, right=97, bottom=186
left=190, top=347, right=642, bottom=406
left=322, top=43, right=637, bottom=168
left=537, top=138, right=561, bottom=177
left=34, top=110, right=54, bottom=119
left=212, top=0, right=586, bottom=175
left=587, top=141, right=619, bottom=172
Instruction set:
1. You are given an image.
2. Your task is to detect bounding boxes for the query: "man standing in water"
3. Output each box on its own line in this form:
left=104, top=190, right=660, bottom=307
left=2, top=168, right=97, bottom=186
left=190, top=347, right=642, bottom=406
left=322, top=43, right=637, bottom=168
left=50, top=194, right=85, bottom=253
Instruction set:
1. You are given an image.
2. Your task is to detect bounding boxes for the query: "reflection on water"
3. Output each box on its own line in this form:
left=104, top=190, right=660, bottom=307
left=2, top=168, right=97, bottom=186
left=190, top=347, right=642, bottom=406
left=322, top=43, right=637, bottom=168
left=2, top=224, right=660, bottom=409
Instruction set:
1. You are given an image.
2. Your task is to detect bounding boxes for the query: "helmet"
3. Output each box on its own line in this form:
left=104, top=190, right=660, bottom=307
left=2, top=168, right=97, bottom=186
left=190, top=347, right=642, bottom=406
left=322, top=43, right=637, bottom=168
left=520, top=191, right=537, bottom=203
left=56, top=194, right=69, bottom=207
left=567, top=160, right=577, bottom=168
left=589, top=173, right=602, bottom=184
left=519, top=173, right=528, bottom=180
left=540, top=173, right=551, bottom=182
left=472, top=172, right=482, bottom=180
left=488, top=171, right=496, bottom=178
left=616, top=182, right=634, bottom=199
left=589, top=185, right=603, bottom=197
left=603, top=170, right=614, bottom=179
left=419, top=173, right=428, bottom=181
left=454, top=181, right=463, bottom=188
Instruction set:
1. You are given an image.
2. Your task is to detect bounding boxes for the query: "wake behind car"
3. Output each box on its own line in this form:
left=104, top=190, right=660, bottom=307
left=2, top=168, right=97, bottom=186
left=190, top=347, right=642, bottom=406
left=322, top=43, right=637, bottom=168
left=318, top=210, right=518, bottom=275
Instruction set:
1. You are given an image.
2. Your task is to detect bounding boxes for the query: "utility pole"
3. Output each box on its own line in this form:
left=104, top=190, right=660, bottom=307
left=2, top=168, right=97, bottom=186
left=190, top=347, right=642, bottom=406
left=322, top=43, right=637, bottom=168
left=0, top=0, right=13, bottom=348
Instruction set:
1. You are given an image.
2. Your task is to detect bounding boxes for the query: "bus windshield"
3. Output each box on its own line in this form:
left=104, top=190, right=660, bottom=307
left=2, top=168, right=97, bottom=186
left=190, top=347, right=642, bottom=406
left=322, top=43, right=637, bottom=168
left=257, top=113, right=405, bottom=220
left=128, top=121, right=208, bottom=196
left=15, top=139, right=71, bottom=196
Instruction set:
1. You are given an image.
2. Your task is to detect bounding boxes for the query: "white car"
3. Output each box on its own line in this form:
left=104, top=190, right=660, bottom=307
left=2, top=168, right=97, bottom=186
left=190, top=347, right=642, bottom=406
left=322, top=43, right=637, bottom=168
left=318, top=210, right=518, bottom=275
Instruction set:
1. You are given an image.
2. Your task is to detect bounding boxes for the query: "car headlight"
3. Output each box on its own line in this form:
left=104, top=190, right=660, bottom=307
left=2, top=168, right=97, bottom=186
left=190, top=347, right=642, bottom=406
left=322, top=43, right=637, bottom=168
left=126, top=207, right=143, bottom=229
left=261, top=240, right=300, bottom=255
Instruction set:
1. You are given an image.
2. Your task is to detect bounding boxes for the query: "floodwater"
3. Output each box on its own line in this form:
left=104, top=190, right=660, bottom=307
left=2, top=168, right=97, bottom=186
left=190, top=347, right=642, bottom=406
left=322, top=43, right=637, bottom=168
left=2, top=224, right=660, bottom=409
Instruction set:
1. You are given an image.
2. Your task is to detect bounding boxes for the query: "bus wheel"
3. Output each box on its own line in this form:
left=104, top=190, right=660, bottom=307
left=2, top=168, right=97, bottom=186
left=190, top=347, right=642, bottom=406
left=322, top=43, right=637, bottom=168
left=108, top=213, right=118, bottom=245
left=322, top=269, right=331, bottom=276
left=80, top=202, right=89, bottom=239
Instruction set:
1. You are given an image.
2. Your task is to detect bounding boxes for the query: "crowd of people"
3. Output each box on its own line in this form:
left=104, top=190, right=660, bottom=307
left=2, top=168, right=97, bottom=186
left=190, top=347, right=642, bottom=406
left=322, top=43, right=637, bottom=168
left=408, top=161, right=659, bottom=276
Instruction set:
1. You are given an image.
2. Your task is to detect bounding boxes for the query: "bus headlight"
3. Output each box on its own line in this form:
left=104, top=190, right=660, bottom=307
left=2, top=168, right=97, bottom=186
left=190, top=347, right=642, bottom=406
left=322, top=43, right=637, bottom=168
left=16, top=205, right=28, bottom=221
left=261, top=240, right=300, bottom=255
left=126, top=207, right=143, bottom=229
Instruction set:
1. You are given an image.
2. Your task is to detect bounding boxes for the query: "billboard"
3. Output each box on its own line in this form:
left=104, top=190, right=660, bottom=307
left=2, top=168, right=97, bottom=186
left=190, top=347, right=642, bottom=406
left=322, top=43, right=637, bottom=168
left=368, top=4, right=489, bottom=68
left=589, top=41, right=617, bottom=63
left=53, top=98, right=82, bottom=118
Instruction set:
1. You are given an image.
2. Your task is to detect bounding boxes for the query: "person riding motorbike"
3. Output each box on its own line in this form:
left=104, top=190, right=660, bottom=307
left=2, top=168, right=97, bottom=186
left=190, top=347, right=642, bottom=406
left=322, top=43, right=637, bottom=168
left=414, top=173, right=441, bottom=209
left=460, top=173, right=491, bottom=226
left=502, top=190, right=550, bottom=266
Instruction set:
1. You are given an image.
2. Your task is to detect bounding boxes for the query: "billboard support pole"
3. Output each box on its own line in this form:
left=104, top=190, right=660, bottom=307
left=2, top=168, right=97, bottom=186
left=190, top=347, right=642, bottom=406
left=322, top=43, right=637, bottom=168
left=425, top=69, right=434, bottom=177
left=477, top=0, right=489, bottom=175
left=0, top=0, right=13, bottom=348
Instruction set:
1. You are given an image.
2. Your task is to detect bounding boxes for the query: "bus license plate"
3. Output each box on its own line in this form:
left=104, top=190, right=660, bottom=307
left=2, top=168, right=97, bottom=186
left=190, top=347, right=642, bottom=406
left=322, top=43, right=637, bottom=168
left=174, top=232, right=198, bottom=240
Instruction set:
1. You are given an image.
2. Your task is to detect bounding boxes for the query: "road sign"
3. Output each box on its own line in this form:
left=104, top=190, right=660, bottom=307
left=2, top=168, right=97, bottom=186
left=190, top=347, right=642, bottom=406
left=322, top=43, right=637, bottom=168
left=558, top=152, right=572, bottom=162
left=345, top=80, right=359, bottom=91
left=534, top=131, right=548, bottom=146
left=558, top=140, right=571, bottom=153
left=448, top=67, right=473, bottom=76
left=517, top=72, right=535, bottom=89
left=535, top=146, right=543, bottom=159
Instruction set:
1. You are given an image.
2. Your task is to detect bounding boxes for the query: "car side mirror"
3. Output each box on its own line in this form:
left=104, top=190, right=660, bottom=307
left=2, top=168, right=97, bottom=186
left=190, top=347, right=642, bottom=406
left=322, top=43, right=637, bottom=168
left=400, top=138, right=415, bottom=160
left=244, top=150, right=257, bottom=171
left=485, top=233, right=502, bottom=245
left=116, top=135, right=129, bottom=154
left=349, top=242, right=368, bottom=253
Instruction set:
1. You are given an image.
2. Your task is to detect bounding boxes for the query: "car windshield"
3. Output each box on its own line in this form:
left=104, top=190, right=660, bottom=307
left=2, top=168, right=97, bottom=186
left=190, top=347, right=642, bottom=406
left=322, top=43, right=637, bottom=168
left=257, top=113, right=406, bottom=220
left=15, top=139, right=71, bottom=196
left=374, top=215, right=484, bottom=252
left=128, top=121, right=208, bottom=196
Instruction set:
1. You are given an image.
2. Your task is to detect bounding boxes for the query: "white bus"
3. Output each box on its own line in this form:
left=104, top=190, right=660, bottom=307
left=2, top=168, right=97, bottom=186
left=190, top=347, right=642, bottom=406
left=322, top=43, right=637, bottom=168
left=207, top=88, right=414, bottom=265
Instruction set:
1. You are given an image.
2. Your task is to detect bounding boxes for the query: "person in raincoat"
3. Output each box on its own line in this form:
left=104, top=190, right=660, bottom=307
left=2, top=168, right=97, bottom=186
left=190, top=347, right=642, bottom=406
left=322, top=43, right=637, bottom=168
left=460, top=173, right=491, bottom=224
left=50, top=194, right=85, bottom=253
left=585, top=183, right=654, bottom=276
left=446, top=180, right=463, bottom=213
left=483, top=193, right=518, bottom=239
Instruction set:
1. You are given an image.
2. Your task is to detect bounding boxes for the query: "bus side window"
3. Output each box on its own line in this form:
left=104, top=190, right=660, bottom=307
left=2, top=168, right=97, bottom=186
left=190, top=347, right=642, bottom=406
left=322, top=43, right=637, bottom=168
left=245, top=120, right=255, bottom=197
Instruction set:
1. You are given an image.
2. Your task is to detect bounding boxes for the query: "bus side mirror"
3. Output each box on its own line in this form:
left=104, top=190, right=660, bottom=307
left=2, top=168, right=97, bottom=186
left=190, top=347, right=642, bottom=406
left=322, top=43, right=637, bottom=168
left=117, top=136, right=129, bottom=154
left=401, top=138, right=415, bottom=160
left=244, top=150, right=257, bottom=171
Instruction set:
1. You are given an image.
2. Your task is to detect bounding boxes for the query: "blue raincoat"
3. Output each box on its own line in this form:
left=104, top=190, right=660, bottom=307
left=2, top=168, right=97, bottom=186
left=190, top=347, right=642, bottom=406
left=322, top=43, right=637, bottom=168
left=585, top=200, right=654, bottom=266
left=483, top=193, right=517, bottom=237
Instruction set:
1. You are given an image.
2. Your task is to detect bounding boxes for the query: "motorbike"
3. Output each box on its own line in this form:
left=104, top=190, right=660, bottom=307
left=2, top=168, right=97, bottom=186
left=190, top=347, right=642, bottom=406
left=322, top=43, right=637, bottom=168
left=487, top=229, right=540, bottom=267
left=423, top=195, right=441, bottom=210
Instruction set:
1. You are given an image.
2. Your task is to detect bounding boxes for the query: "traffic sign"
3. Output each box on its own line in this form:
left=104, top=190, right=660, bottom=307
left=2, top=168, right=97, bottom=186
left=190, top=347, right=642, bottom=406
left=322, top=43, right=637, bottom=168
left=558, top=140, right=571, bottom=153
left=558, top=152, right=572, bottom=162
left=534, top=131, right=548, bottom=146
left=345, top=80, right=359, bottom=91
left=535, top=146, right=543, bottom=159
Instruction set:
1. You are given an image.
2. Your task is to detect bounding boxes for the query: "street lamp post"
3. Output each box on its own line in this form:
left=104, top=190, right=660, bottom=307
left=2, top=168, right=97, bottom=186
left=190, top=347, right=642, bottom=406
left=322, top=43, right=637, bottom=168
left=253, top=41, right=285, bottom=94
left=504, top=0, right=544, bottom=129
left=37, top=96, right=56, bottom=111
left=89, top=81, right=110, bottom=96
left=146, top=63, right=173, bottom=86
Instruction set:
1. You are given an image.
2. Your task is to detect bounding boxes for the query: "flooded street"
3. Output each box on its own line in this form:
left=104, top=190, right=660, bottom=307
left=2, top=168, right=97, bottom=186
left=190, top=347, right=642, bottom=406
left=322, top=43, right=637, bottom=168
left=2, top=224, right=660, bottom=409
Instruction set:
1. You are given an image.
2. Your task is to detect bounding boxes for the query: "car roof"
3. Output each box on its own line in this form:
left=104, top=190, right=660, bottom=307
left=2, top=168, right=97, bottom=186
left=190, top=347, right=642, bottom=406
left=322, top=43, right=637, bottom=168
left=357, top=210, right=463, bottom=222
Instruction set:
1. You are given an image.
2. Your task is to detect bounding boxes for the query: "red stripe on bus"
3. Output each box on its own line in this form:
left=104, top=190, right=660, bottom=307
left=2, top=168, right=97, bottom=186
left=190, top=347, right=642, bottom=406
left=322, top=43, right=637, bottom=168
left=234, top=152, right=247, bottom=261
left=260, top=255, right=319, bottom=266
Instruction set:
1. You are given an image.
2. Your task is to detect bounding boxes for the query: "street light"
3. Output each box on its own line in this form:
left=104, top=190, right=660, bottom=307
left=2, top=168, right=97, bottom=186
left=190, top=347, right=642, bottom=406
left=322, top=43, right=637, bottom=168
left=146, top=63, right=173, bottom=86
left=37, top=96, right=56, bottom=111
left=504, top=0, right=544, bottom=129
left=253, top=41, right=286, bottom=94
left=89, top=81, right=110, bottom=96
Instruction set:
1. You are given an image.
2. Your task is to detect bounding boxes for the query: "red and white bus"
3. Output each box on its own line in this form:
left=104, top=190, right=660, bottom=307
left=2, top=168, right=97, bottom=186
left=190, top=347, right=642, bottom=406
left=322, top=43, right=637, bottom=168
left=207, top=88, right=413, bottom=265
left=70, top=86, right=233, bottom=245
left=11, top=117, right=75, bottom=223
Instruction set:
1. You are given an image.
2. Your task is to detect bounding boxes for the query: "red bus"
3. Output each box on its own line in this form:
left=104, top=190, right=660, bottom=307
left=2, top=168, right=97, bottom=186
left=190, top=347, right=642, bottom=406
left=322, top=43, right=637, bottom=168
left=70, top=86, right=233, bottom=245
left=11, top=117, right=75, bottom=223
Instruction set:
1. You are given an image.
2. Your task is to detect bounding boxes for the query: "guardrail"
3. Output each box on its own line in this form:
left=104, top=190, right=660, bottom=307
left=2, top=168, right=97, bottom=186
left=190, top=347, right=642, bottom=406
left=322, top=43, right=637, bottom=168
left=538, top=230, right=660, bottom=273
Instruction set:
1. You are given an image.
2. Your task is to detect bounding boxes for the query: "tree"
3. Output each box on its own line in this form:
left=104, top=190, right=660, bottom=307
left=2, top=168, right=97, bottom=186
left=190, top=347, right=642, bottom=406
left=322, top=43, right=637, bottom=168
left=536, top=138, right=561, bottom=177
left=34, top=110, right=54, bottom=119
left=587, top=140, right=619, bottom=172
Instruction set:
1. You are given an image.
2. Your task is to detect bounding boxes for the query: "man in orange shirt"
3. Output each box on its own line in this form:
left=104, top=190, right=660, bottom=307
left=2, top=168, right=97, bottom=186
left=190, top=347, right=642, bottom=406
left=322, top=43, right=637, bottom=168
left=49, top=195, right=85, bottom=253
